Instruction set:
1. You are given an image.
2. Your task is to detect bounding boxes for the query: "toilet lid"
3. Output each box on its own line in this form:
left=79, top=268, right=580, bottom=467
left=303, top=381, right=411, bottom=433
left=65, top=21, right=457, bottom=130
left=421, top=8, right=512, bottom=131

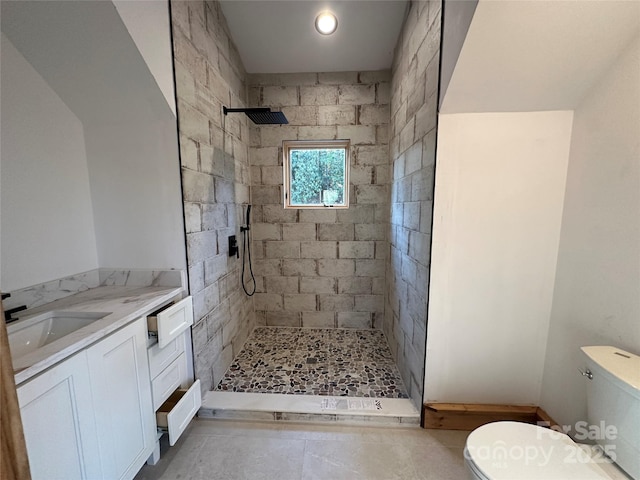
left=465, top=422, right=615, bottom=479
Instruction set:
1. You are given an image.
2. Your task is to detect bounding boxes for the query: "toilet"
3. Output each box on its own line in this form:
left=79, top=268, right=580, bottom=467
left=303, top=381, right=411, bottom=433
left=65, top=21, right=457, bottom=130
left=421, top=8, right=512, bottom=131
left=464, top=346, right=640, bottom=480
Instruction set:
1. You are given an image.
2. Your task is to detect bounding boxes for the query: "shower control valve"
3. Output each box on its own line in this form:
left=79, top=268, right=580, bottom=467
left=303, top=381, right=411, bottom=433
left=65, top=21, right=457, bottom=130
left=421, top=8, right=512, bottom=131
left=228, top=235, right=239, bottom=258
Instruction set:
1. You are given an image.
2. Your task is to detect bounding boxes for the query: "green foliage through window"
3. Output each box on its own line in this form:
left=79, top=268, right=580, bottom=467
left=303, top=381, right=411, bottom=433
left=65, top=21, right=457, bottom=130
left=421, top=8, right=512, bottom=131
left=285, top=141, right=348, bottom=207
left=288, top=146, right=347, bottom=206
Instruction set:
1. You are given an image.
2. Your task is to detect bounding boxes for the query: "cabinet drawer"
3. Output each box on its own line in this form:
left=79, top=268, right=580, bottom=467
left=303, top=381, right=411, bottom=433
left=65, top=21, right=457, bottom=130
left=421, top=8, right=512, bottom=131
left=152, top=353, right=187, bottom=411
left=147, top=296, right=193, bottom=348
left=148, top=335, right=185, bottom=379
left=156, top=380, right=201, bottom=446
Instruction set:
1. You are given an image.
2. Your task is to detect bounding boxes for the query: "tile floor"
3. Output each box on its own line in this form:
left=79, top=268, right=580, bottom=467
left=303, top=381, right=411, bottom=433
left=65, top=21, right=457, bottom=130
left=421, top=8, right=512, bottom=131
left=135, top=418, right=470, bottom=480
left=216, top=327, right=409, bottom=398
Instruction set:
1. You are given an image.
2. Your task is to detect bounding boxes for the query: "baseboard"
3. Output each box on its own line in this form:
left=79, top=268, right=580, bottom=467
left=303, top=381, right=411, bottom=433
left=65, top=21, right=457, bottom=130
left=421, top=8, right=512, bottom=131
left=422, top=403, right=559, bottom=430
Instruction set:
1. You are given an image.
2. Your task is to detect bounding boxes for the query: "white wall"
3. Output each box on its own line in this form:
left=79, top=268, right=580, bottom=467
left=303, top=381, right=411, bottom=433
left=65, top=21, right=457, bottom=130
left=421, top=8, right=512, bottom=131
left=112, top=0, right=176, bottom=115
left=540, top=35, right=640, bottom=428
left=85, top=0, right=186, bottom=271
left=424, top=111, right=573, bottom=404
left=439, top=0, right=477, bottom=108
left=0, top=35, right=99, bottom=290
left=441, top=1, right=640, bottom=114
left=84, top=118, right=185, bottom=270
left=1, top=1, right=187, bottom=289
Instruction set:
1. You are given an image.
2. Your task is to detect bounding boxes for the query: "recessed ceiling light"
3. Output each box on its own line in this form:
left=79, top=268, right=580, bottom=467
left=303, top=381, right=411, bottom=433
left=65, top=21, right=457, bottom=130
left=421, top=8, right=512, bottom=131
left=315, top=11, right=338, bottom=35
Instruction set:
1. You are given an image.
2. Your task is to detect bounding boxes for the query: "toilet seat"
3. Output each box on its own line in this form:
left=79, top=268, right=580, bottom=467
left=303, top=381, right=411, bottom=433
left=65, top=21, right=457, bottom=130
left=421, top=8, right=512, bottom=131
left=464, top=422, right=618, bottom=479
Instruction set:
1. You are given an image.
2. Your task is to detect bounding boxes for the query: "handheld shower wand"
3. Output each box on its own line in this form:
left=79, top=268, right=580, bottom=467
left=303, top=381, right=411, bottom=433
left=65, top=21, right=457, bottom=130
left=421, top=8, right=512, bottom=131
left=240, top=204, right=256, bottom=296
left=240, top=204, right=251, bottom=234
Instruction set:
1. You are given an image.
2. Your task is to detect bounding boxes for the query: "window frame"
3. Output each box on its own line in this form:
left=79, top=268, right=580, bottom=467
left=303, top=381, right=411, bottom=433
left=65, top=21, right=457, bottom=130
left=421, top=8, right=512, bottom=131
left=282, top=139, right=351, bottom=209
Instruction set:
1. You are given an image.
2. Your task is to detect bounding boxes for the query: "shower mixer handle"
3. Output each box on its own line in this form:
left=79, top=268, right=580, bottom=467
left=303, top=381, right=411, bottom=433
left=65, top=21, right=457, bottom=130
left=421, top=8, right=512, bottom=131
left=228, top=235, right=239, bottom=258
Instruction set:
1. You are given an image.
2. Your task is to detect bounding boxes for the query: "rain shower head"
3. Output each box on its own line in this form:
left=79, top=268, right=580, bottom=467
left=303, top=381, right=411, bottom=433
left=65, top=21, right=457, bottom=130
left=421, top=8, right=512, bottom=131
left=223, top=106, right=288, bottom=125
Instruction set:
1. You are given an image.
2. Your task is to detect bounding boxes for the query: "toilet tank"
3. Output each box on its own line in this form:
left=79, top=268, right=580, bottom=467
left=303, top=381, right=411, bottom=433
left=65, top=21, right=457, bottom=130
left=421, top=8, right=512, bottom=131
left=581, top=346, right=640, bottom=480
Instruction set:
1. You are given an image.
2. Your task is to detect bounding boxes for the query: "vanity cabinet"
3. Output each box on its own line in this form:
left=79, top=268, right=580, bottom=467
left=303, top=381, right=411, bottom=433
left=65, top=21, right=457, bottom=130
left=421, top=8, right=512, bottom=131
left=17, top=317, right=155, bottom=480
left=16, top=295, right=198, bottom=479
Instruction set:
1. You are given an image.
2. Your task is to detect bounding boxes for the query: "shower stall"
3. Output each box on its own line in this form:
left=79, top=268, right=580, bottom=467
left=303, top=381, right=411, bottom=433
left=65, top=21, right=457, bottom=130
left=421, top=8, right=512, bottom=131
left=171, top=0, right=438, bottom=418
left=217, top=199, right=409, bottom=400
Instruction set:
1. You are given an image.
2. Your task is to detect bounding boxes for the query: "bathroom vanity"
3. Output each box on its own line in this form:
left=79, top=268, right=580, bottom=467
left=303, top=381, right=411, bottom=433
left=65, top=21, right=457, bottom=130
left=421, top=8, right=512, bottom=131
left=9, top=286, right=200, bottom=480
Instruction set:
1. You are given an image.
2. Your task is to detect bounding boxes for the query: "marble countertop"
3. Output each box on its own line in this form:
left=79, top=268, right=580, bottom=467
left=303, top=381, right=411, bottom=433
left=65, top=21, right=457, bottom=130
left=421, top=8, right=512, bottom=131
left=11, top=285, right=184, bottom=385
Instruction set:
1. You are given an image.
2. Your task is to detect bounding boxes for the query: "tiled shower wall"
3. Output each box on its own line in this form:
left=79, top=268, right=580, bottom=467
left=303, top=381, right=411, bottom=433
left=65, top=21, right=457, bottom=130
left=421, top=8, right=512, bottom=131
left=385, top=0, right=441, bottom=406
left=248, top=72, right=391, bottom=329
left=170, top=0, right=442, bottom=404
left=171, top=0, right=256, bottom=393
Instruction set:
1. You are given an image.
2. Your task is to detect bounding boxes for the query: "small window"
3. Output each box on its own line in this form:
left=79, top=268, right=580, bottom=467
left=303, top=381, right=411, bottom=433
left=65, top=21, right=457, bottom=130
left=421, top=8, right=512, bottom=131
left=283, top=140, right=350, bottom=209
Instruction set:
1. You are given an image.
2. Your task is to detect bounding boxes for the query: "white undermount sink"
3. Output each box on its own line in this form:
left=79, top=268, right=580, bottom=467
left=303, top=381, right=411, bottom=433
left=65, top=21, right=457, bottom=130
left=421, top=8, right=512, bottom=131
left=8, top=311, right=110, bottom=359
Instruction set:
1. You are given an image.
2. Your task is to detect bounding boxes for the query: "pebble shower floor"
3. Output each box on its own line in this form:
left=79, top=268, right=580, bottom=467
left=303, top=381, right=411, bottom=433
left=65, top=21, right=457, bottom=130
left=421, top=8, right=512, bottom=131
left=216, top=327, right=409, bottom=398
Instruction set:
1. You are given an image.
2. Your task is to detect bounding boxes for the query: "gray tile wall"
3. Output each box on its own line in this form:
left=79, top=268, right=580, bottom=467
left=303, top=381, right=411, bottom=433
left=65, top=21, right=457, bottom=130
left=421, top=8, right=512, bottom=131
left=385, top=0, right=441, bottom=407
left=171, top=0, right=255, bottom=394
left=248, top=72, right=391, bottom=329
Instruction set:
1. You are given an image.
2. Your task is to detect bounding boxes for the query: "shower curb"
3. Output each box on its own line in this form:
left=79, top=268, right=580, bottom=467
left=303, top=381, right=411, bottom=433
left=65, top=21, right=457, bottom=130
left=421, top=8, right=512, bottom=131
left=199, top=391, right=421, bottom=426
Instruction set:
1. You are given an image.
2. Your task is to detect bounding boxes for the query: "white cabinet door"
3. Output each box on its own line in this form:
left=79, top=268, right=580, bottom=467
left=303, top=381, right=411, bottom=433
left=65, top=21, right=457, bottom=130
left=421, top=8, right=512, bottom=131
left=17, top=351, right=102, bottom=480
left=87, top=318, right=155, bottom=480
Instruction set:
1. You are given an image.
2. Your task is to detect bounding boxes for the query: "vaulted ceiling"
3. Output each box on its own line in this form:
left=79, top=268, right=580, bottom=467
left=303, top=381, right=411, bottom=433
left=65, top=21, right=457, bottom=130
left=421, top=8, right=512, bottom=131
left=441, top=0, right=640, bottom=113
